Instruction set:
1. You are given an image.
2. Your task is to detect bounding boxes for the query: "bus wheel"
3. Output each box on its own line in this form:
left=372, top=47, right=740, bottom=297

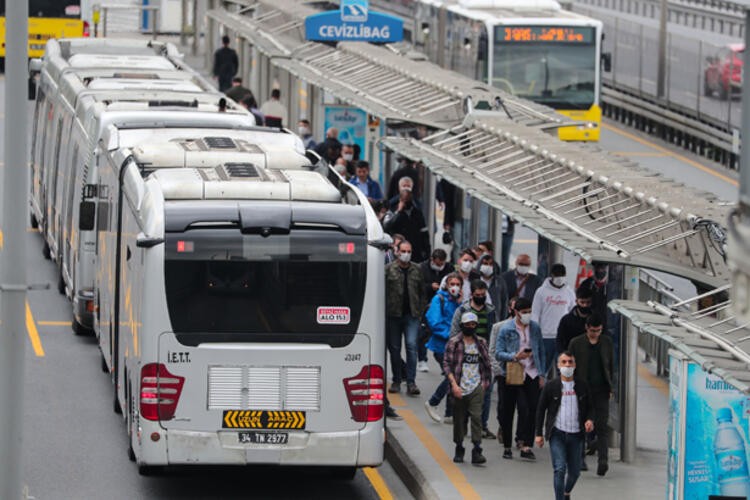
left=42, top=240, right=51, bottom=260
left=30, top=213, right=38, bottom=229
left=113, top=388, right=122, bottom=414
left=138, top=465, right=163, bottom=476
left=327, top=467, right=357, bottom=480
left=0, top=57, right=5, bottom=73
left=72, top=318, right=89, bottom=336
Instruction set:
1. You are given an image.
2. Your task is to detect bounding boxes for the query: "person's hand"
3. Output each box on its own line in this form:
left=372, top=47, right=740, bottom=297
left=516, top=350, right=531, bottom=360
left=539, top=377, right=545, bottom=388
left=451, top=383, right=463, bottom=399
left=438, top=202, right=446, bottom=212
left=535, top=436, right=544, bottom=448
left=431, top=282, right=440, bottom=291
left=397, top=200, right=407, bottom=212
left=584, top=420, right=594, bottom=433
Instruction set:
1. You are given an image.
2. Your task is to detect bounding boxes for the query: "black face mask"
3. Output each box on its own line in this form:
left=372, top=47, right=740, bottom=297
left=473, top=296, right=486, bottom=305
left=461, top=326, right=476, bottom=336
left=578, top=306, right=592, bottom=315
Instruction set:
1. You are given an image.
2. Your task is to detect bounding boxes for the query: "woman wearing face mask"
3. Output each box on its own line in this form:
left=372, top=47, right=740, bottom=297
left=495, top=297, right=547, bottom=461
left=424, top=273, right=464, bottom=424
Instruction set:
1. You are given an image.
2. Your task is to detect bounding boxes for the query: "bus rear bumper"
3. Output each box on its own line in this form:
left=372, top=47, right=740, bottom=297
left=160, top=422, right=384, bottom=466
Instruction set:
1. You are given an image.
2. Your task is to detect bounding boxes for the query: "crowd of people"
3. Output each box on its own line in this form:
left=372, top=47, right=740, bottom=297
left=383, top=229, right=616, bottom=499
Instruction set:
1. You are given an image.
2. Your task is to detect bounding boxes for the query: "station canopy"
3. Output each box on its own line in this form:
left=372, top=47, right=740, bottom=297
left=610, top=285, right=750, bottom=393
left=209, top=0, right=732, bottom=289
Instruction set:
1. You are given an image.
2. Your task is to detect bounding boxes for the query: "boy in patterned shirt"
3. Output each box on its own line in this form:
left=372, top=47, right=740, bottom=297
left=443, top=312, right=493, bottom=465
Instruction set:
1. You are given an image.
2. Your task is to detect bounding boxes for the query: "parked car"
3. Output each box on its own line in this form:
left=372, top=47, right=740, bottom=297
left=704, top=43, right=744, bottom=100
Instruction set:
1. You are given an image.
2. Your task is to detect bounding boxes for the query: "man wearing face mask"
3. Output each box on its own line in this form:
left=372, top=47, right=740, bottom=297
left=340, top=144, right=356, bottom=176
left=383, top=177, right=430, bottom=262
left=502, top=254, right=542, bottom=303
left=556, top=286, right=594, bottom=356
left=531, top=264, right=576, bottom=373
left=495, top=297, right=546, bottom=460
left=568, top=314, right=613, bottom=476
left=385, top=240, right=426, bottom=396
left=449, top=280, right=498, bottom=439
left=443, top=312, right=493, bottom=465
left=297, top=119, right=316, bottom=150
left=424, top=273, right=464, bottom=423
left=471, top=253, right=507, bottom=320
left=535, top=352, right=594, bottom=500
left=418, top=249, right=451, bottom=372
left=443, top=248, right=476, bottom=300
left=578, top=263, right=612, bottom=330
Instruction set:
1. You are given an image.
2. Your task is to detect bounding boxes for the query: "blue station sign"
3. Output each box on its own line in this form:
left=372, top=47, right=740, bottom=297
left=304, top=0, right=403, bottom=43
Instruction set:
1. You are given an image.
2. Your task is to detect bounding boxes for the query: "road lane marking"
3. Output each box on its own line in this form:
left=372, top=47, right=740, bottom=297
left=611, top=151, right=669, bottom=157
left=25, top=301, right=45, bottom=357
left=638, top=362, right=669, bottom=397
left=398, top=408, right=482, bottom=500
left=362, top=467, right=394, bottom=500
left=602, top=122, right=739, bottom=187
left=37, top=321, right=71, bottom=327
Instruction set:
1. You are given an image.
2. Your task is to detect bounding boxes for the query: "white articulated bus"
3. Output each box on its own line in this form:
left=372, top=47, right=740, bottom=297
left=29, top=37, right=249, bottom=333
left=95, top=138, right=388, bottom=476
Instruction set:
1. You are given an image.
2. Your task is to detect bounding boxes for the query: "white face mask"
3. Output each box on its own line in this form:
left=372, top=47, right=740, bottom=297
left=559, top=366, right=575, bottom=378
left=448, top=285, right=461, bottom=297
left=431, top=262, right=445, bottom=272
left=342, top=153, right=354, bottom=161
left=516, top=265, right=530, bottom=275
left=298, top=126, right=310, bottom=136
left=459, top=260, right=473, bottom=273
left=520, top=313, right=532, bottom=325
left=398, top=252, right=411, bottom=263
left=480, top=264, right=493, bottom=277
left=551, top=276, right=566, bottom=287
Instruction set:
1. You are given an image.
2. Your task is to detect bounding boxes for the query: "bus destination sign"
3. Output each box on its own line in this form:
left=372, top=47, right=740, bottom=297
left=500, top=26, right=593, bottom=44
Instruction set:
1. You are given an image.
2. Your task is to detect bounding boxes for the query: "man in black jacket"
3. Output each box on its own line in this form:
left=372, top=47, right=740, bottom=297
left=535, top=351, right=594, bottom=500
left=555, top=285, right=594, bottom=356
left=383, top=177, right=430, bottom=262
left=212, top=36, right=238, bottom=92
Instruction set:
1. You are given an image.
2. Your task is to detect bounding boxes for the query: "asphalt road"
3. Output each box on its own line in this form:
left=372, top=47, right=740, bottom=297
left=0, top=83, right=406, bottom=500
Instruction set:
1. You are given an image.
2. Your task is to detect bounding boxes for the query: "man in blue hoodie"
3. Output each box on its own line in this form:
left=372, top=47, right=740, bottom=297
left=424, top=273, right=463, bottom=423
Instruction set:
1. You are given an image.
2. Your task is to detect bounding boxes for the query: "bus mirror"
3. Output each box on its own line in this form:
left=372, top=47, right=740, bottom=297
left=136, top=232, right=164, bottom=248
left=28, top=58, right=42, bottom=76
left=601, top=53, right=612, bottom=72
left=79, top=201, right=96, bottom=231
left=368, top=234, right=393, bottom=251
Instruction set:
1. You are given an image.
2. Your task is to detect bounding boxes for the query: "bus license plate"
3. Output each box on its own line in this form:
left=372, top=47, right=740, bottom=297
left=238, top=432, right=288, bottom=445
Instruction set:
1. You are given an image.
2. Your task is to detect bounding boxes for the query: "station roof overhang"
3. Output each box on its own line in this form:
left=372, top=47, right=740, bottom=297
left=609, top=291, right=750, bottom=394
left=381, top=113, right=732, bottom=289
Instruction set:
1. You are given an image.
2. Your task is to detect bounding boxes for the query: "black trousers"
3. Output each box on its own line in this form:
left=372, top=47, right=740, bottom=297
left=590, top=387, right=610, bottom=464
left=499, top=373, right=540, bottom=447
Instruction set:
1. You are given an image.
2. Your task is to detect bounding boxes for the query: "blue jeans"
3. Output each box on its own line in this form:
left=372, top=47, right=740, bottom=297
left=428, top=352, right=453, bottom=417
left=550, top=428, right=583, bottom=500
left=387, top=315, right=419, bottom=385
left=482, top=378, right=494, bottom=429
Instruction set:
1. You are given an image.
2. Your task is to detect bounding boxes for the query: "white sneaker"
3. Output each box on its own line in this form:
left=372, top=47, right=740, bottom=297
left=417, top=361, right=429, bottom=372
left=443, top=416, right=453, bottom=425
left=424, top=401, right=441, bottom=423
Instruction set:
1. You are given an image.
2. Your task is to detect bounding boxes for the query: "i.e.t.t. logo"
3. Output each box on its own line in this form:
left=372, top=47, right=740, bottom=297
left=341, top=0, right=368, bottom=22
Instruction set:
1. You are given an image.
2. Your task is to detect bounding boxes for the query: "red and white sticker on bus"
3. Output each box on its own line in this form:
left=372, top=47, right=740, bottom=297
left=317, top=307, right=350, bottom=325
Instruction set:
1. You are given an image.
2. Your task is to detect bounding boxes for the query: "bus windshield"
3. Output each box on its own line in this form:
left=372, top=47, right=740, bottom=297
left=0, top=1, right=82, bottom=17
left=493, top=27, right=596, bottom=110
left=164, top=227, right=368, bottom=341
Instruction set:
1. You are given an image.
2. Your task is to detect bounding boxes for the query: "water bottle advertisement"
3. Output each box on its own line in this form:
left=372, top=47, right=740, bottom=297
left=323, top=106, right=367, bottom=161
left=681, top=362, right=750, bottom=499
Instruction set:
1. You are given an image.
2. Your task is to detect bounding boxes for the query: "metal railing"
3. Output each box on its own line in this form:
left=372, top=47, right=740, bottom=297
left=93, top=3, right=160, bottom=39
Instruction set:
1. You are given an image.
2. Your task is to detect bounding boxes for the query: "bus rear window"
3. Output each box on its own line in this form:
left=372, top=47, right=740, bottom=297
left=164, top=228, right=367, bottom=342
left=3, top=1, right=83, bottom=18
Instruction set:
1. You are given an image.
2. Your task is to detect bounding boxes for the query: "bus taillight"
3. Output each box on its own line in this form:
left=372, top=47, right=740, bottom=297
left=83, top=21, right=90, bottom=37
left=343, top=365, right=384, bottom=422
left=140, top=363, right=185, bottom=421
